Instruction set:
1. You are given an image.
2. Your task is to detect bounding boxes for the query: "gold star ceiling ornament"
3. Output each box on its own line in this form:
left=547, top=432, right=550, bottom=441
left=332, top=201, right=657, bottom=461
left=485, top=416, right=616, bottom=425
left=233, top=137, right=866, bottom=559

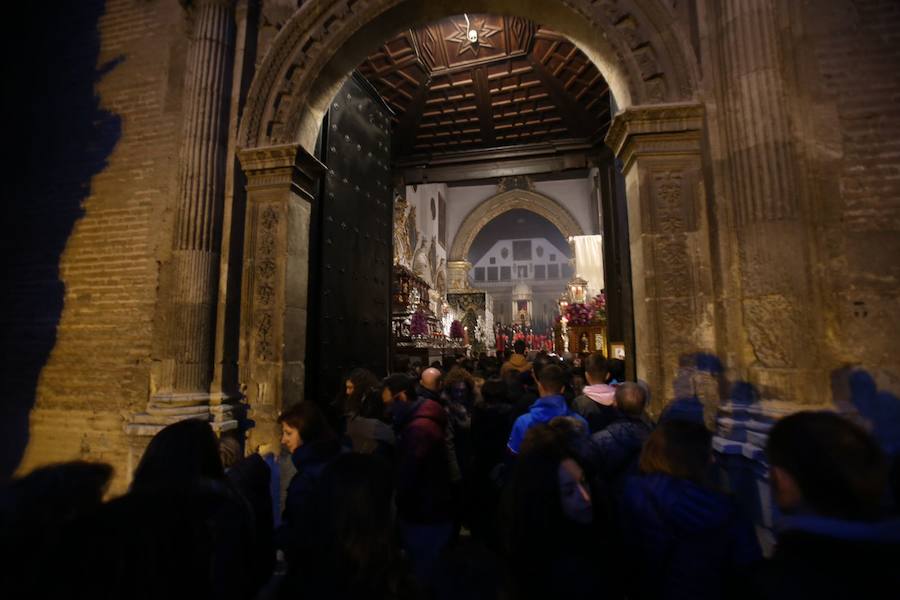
left=447, top=14, right=500, bottom=56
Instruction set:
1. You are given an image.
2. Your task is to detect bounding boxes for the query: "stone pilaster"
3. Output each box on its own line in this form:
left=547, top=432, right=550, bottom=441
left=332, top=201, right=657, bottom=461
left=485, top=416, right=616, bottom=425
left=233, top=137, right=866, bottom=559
left=714, top=0, right=823, bottom=402
left=605, top=103, right=717, bottom=417
left=130, top=0, right=236, bottom=437
left=237, top=144, right=325, bottom=452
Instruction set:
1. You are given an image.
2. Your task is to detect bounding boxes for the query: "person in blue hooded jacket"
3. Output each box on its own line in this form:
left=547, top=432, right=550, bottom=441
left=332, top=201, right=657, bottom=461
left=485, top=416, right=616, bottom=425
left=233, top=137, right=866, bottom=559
left=507, top=364, right=587, bottom=455
left=620, top=419, right=761, bottom=600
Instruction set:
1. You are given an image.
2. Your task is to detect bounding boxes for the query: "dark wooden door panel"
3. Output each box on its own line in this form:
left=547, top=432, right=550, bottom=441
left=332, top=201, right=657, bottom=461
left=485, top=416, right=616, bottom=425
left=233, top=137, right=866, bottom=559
left=307, top=73, right=393, bottom=404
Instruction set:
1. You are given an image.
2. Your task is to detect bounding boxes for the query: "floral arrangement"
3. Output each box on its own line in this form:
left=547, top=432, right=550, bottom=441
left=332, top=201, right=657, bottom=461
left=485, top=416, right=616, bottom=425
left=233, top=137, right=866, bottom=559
left=557, top=293, right=607, bottom=326
left=409, top=310, right=428, bottom=336
left=449, top=319, right=465, bottom=339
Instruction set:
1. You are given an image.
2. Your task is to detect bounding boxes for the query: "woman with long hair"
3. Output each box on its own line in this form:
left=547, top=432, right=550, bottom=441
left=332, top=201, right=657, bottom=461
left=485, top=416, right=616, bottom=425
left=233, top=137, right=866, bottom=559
left=620, top=419, right=761, bottom=600
left=500, top=425, right=605, bottom=600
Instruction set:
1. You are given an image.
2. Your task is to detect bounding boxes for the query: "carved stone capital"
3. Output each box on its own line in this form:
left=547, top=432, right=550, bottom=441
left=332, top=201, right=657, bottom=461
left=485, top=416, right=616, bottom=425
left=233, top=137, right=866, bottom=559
left=604, top=103, right=704, bottom=171
left=238, top=143, right=325, bottom=201
left=447, top=260, right=473, bottom=292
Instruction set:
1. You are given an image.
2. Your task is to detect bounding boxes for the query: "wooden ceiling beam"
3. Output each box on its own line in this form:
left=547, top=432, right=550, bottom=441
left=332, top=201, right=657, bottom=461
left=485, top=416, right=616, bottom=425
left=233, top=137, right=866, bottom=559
left=527, top=55, right=602, bottom=143
left=473, top=67, right=497, bottom=147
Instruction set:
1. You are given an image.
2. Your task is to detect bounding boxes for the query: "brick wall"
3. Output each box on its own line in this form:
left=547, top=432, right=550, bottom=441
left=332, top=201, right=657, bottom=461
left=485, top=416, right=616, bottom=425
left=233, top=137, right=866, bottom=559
left=804, top=0, right=900, bottom=392
left=11, top=0, right=185, bottom=492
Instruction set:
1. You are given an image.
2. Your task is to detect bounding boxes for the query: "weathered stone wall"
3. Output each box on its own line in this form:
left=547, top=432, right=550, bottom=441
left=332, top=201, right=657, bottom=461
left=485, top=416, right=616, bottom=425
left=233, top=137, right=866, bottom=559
left=799, top=0, right=900, bottom=394
left=14, top=0, right=186, bottom=493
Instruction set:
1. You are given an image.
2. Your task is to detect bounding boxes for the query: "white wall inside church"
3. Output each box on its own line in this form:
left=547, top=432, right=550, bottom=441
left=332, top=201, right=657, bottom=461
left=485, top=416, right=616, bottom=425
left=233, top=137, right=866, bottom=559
left=444, top=175, right=597, bottom=258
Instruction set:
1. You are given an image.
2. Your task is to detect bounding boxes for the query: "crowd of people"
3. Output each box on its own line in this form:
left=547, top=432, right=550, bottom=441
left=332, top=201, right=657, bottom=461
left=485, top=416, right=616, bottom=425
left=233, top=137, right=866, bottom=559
left=2, top=340, right=899, bottom=598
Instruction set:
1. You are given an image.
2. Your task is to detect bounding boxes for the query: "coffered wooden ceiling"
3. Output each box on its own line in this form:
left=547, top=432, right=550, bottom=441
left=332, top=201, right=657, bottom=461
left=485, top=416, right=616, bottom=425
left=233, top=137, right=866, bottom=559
left=357, top=14, right=612, bottom=161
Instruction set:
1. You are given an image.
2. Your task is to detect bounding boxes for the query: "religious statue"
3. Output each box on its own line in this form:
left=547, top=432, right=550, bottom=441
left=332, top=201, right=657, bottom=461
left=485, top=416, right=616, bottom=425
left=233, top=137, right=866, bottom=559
left=393, top=194, right=413, bottom=268
left=579, top=332, right=589, bottom=353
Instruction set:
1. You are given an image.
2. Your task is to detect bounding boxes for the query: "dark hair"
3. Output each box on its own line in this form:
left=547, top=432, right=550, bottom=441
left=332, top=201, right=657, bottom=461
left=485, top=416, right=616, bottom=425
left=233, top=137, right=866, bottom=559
left=607, top=358, right=625, bottom=382
left=502, top=426, right=586, bottom=582
left=639, top=419, right=712, bottom=483
left=537, top=364, right=566, bottom=394
left=531, top=352, right=555, bottom=380
left=297, top=454, right=406, bottom=597
left=513, top=340, right=527, bottom=355
left=615, top=382, right=646, bottom=417
left=357, top=386, right=388, bottom=421
left=277, top=401, right=335, bottom=444
left=767, top=411, right=887, bottom=521
left=480, top=378, right=509, bottom=405
left=584, top=352, right=608, bottom=381
left=132, top=419, right=224, bottom=492
left=337, top=368, right=380, bottom=416
left=381, top=373, right=417, bottom=402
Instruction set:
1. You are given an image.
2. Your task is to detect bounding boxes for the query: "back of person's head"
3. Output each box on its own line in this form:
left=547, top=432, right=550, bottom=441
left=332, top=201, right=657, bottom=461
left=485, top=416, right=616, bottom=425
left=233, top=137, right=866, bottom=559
left=608, top=358, right=626, bottom=382
left=305, top=453, right=399, bottom=591
left=382, top=372, right=417, bottom=402
left=357, top=386, right=388, bottom=420
left=8, top=461, right=113, bottom=523
left=505, top=426, right=590, bottom=557
left=277, top=401, right=335, bottom=444
left=584, top=352, right=608, bottom=382
left=513, top=340, right=527, bottom=355
left=615, top=382, right=647, bottom=417
left=531, top=353, right=554, bottom=380
left=639, top=419, right=712, bottom=483
left=537, top=364, right=566, bottom=395
left=218, top=434, right=243, bottom=469
left=480, top=378, right=509, bottom=406
left=767, top=411, right=887, bottom=521
left=132, top=419, right=224, bottom=492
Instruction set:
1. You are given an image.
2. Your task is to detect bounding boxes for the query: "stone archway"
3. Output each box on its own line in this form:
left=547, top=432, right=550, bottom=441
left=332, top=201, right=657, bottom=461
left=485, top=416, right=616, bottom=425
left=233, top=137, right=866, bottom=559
left=238, top=0, right=700, bottom=153
left=234, top=0, right=712, bottom=447
left=445, top=189, right=585, bottom=290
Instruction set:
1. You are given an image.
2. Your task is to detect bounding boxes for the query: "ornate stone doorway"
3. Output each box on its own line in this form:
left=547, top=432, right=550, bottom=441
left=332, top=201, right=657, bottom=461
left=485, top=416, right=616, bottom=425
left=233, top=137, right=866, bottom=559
left=233, top=0, right=711, bottom=448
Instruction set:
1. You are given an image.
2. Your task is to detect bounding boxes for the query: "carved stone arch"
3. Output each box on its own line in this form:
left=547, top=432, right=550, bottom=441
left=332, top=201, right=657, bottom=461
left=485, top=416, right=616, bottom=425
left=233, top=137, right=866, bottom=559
left=449, top=189, right=584, bottom=263
left=238, top=0, right=700, bottom=152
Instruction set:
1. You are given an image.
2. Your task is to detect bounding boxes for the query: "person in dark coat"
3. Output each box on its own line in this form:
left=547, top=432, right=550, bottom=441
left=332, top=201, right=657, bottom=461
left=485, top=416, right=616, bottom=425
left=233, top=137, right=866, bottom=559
left=620, top=419, right=761, bottom=600
left=63, top=419, right=257, bottom=600
left=571, top=352, right=618, bottom=433
left=279, top=453, right=417, bottom=600
left=276, top=401, right=342, bottom=558
left=470, top=378, right=515, bottom=546
left=221, top=436, right=276, bottom=595
left=583, top=382, right=653, bottom=487
left=759, top=411, right=900, bottom=599
left=500, top=425, right=610, bottom=600
left=382, top=372, right=453, bottom=587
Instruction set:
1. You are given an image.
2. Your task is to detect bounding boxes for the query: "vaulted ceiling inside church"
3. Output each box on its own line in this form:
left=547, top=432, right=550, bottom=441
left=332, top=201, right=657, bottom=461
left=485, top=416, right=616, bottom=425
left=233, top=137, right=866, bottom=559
left=357, top=14, right=612, bottom=161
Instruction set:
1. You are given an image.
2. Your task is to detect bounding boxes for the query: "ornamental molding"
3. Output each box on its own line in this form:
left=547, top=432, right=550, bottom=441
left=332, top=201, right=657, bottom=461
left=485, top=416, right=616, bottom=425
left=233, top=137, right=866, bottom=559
left=449, top=189, right=585, bottom=262
left=238, top=143, right=325, bottom=198
left=604, top=102, right=705, bottom=169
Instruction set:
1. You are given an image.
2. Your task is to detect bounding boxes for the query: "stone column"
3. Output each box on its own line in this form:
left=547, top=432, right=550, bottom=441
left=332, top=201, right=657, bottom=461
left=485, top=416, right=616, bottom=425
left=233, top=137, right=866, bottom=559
left=446, top=260, right=473, bottom=292
left=605, top=103, right=717, bottom=418
left=130, top=0, right=235, bottom=436
left=712, top=0, right=823, bottom=402
left=237, top=144, right=325, bottom=452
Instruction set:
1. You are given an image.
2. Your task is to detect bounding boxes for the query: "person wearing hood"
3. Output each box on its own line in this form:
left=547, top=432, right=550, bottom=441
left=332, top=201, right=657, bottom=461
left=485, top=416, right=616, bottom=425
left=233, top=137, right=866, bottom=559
left=500, top=340, right=532, bottom=380
left=572, top=352, right=618, bottom=433
left=276, top=401, right=342, bottom=559
left=620, top=419, right=761, bottom=600
left=759, top=411, right=900, bottom=599
left=382, top=372, right=454, bottom=587
left=507, top=364, right=588, bottom=455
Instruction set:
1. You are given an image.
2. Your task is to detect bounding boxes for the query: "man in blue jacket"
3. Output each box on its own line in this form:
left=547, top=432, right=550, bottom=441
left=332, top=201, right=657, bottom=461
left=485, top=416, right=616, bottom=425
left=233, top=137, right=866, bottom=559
left=507, top=364, right=587, bottom=455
